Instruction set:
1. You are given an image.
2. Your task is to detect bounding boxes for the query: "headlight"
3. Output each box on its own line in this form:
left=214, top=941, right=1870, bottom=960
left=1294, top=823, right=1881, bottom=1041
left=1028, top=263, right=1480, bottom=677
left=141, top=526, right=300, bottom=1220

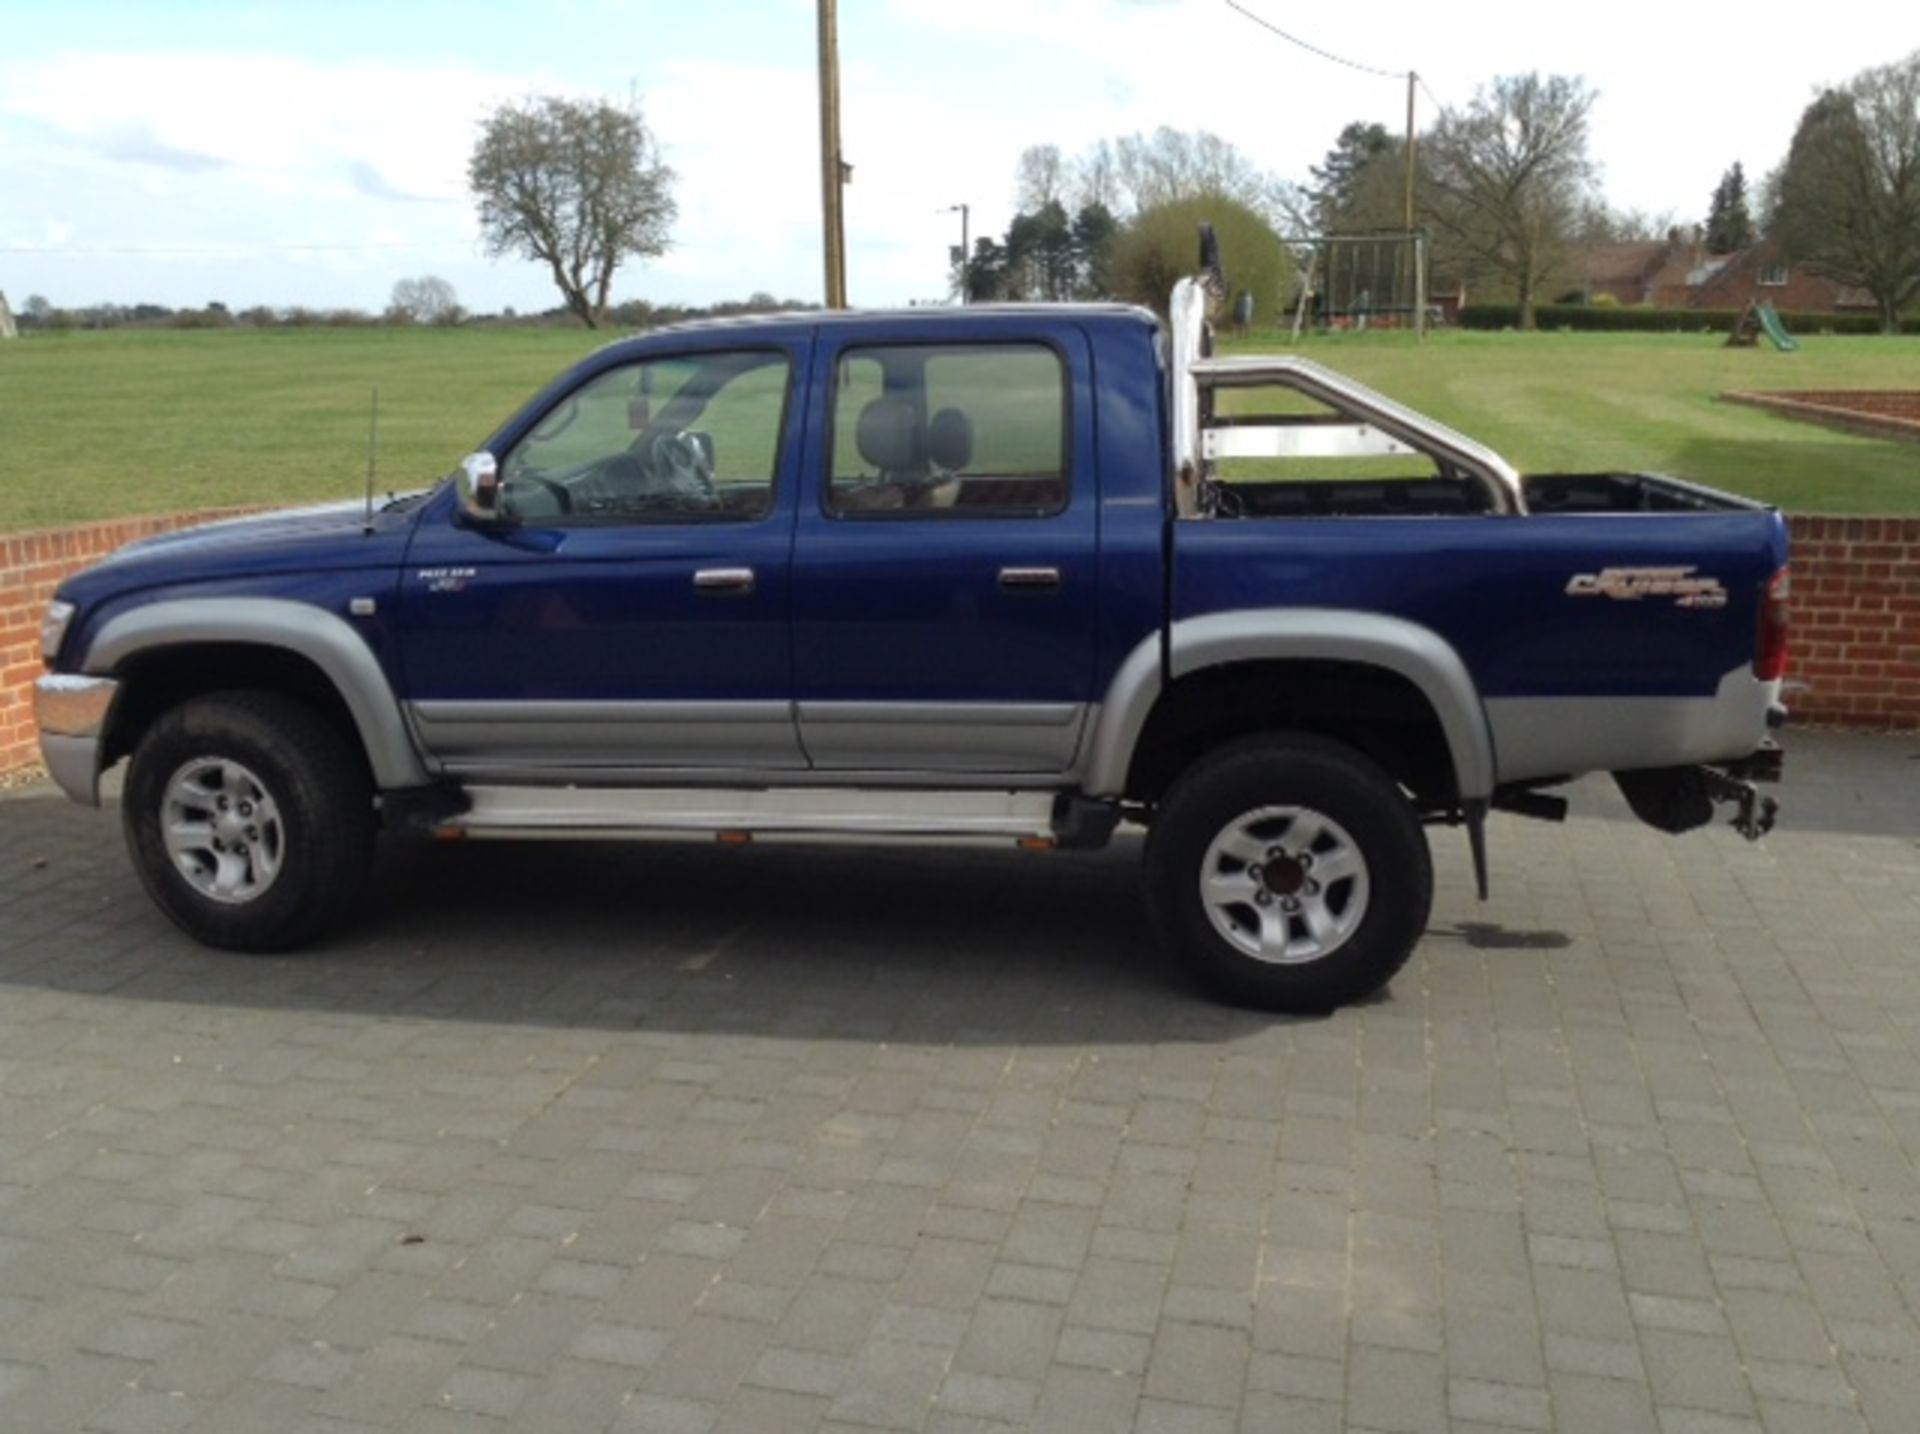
left=40, top=600, right=76, bottom=665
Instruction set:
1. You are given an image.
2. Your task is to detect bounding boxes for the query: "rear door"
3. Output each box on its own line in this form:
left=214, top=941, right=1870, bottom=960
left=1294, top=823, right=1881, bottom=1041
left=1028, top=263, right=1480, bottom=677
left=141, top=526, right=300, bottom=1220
left=790, top=323, right=1101, bottom=774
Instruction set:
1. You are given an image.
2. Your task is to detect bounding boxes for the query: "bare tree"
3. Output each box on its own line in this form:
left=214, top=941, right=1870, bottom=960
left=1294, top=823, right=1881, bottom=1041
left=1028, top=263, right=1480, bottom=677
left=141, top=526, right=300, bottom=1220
left=386, top=275, right=462, bottom=325
left=469, top=95, right=677, bottom=329
left=1576, top=204, right=1678, bottom=245
left=1069, top=139, right=1121, bottom=214
left=1006, top=129, right=1305, bottom=236
left=1067, top=127, right=1297, bottom=228
left=1423, top=73, right=1597, bottom=329
left=1768, top=53, right=1920, bottom=333
left=1014, top=144, right=1066, bottom=213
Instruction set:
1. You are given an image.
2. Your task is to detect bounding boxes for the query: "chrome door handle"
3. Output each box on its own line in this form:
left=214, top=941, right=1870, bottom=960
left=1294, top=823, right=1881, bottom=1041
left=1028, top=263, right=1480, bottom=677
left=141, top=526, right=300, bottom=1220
left=693, top=567, right=756, bottom=594
left=998, top=566, right=1062, bottom=590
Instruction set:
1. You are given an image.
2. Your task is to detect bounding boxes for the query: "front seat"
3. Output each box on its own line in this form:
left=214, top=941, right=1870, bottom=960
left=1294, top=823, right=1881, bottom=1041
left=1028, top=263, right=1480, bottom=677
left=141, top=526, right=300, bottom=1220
left=923, top=406, right=971, bottom=510
left=836, top=396, right=922, bottom=511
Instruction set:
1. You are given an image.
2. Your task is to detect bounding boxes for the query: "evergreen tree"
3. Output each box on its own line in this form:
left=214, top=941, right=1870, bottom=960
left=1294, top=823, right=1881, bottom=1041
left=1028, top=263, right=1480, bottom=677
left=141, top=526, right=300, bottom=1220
left=1768, top=58, right=1920, bottom=333
left=1705, top=163, right=1754, bottom=253
left=1309, top=122, right=1395, bottom=229
left=1070, top=203, right=1120, bottom=297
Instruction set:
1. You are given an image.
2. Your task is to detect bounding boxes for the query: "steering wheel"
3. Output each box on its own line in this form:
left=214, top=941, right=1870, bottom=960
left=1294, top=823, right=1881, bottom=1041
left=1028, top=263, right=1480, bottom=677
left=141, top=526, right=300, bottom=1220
left=645, top=430, right=718, bottom=502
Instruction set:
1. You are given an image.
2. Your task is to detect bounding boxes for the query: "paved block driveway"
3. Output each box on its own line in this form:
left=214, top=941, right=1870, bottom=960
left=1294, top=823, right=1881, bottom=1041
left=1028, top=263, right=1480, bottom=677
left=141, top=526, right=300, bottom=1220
left=1, top=731, right=1917, bottom=1433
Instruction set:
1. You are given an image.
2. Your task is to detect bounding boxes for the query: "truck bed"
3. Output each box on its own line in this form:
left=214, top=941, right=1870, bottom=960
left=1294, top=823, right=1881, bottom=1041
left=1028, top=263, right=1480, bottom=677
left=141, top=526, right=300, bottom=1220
left=1221, top=472, right=1768, bottom=520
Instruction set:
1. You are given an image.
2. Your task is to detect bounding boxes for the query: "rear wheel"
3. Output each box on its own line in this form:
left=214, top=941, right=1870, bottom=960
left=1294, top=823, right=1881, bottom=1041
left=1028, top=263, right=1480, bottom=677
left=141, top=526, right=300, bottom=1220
left=1147, top=735, right=1432, bottom=1011
left=123, top=692, right=374, bottom=951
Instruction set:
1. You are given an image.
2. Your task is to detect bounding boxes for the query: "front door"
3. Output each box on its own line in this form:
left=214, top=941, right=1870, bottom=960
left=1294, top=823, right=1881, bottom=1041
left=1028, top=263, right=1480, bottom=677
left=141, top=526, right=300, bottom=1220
left=791, top=327, right=1100, bottom=774
left=398, top=339, right=808, bottom=778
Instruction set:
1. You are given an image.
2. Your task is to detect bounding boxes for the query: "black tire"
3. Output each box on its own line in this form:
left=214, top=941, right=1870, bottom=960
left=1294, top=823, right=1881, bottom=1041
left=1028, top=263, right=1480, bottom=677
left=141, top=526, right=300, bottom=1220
left=122, top=692, right=374, bottom=952
left=1146, top=734, right=1432, bottom=1012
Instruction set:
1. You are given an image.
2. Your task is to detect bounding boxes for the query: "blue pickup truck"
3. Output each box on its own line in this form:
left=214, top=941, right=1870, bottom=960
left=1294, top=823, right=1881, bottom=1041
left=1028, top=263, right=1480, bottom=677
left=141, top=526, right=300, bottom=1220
left=35, top=268, right=1789, bottom=1011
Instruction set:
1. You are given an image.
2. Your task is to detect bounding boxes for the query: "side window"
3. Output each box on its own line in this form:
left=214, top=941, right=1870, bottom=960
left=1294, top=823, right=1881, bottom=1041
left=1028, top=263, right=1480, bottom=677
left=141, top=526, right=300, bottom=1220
left=826, top=343, right=1067, bottom=518
left=501, top=351, right=789, bottom=523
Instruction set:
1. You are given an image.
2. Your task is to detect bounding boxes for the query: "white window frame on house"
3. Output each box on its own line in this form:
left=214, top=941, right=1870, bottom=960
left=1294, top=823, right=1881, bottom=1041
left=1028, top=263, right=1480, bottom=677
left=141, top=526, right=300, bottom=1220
left=1759, top=263, right=1790, bottom=287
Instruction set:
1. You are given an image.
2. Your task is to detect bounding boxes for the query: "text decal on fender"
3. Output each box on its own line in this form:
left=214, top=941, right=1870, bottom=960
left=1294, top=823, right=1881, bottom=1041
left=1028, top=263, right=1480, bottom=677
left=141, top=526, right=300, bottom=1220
left=416, top=567, right=477, bottom=594
left=1565, top=566, right=1728, bottom=609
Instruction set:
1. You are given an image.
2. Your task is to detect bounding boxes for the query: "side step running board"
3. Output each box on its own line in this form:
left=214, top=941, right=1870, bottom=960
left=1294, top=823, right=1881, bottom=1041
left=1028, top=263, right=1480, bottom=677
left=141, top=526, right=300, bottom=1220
left=437, top=786, right=1066, bottom=846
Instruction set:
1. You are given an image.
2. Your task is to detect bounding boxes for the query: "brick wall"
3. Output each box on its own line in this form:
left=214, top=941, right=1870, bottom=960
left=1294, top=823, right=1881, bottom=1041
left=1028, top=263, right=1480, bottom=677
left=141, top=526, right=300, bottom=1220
left=1787, top=515, right=1920, bottom=730
left=0, top=509, right=264, bottom=774
left=1722, top=392, right=1920, bottom=446
left=1, top=507, right=1914, bottom=778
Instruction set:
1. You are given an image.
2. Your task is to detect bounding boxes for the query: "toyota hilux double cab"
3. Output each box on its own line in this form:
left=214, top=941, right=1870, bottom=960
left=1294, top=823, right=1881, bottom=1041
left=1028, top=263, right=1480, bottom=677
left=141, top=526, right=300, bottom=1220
left=35, top=260, right=1789, bottom=1011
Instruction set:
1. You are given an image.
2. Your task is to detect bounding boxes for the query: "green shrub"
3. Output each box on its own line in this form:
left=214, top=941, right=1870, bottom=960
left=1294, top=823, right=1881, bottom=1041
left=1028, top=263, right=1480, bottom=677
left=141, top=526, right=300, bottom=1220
left=1108, top=194, right=1293, bottom=326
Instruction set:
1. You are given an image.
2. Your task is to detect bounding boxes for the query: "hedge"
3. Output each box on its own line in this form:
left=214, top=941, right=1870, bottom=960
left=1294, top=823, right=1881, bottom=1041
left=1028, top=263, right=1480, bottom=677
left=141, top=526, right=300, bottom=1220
left=1456, top=304, right=1920, bottom=336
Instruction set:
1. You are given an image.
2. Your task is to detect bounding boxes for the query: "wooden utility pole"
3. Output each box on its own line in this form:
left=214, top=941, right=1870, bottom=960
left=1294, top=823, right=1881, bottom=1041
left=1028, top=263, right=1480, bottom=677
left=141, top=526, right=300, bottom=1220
left=1404, top=71, right=1417, bottom=233
left=817, top=0, right=848, bottom=308
left=1405, top=71, right=1425, bottom=341
left=947, top=203, right=970, bottom=302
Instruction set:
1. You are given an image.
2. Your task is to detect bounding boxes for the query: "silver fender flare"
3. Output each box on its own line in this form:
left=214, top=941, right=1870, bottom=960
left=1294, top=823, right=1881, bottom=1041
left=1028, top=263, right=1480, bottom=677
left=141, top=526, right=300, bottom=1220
left=85, top=598, right=430, bottom=790
left=1081, top=609, right=1496, bottom=802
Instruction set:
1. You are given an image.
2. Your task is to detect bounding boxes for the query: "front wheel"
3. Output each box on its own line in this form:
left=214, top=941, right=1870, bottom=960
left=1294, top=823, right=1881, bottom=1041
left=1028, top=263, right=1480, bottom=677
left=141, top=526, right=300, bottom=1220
left=123, top=692, right=374, bottom=952
left=1146, top=735, right=1433, bottom=1012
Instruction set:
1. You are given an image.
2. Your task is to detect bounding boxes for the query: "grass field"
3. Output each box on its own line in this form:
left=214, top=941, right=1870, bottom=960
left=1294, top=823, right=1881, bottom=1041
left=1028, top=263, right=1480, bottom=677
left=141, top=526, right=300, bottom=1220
left=3, top=323, right=1918, bottom=532
left=1, top=327, right=608, bottom=532
left=1216, top=329, right=1920, bottom=511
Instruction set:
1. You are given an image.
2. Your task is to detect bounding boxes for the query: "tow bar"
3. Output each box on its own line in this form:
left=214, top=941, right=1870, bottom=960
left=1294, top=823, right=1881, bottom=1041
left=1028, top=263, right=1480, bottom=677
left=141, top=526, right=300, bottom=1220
left=1614, top=741, right=1782, bottom=843
left=1702, top=767, right=1778, bottom=841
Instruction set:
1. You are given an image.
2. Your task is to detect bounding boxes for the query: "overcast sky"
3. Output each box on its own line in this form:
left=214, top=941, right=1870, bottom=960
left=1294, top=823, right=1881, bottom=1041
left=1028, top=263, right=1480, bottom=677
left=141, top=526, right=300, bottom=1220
left=0, top=0, right=1904, bottom=314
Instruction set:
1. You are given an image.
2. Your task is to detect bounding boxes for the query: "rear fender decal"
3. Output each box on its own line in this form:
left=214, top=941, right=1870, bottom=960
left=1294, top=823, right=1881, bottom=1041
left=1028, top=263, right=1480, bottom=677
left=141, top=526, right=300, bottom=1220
left=1566, top=566, right=1727, bottom=609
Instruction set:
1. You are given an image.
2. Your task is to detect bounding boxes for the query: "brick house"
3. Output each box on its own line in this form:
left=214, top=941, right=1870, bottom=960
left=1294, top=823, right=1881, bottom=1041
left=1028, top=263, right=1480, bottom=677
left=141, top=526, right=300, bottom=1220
left=1570, top=232, right=1873, bottom=314
left=1573, top=240, right=1679, bottom=306
left=1677, top=241, right=1875, bottom=315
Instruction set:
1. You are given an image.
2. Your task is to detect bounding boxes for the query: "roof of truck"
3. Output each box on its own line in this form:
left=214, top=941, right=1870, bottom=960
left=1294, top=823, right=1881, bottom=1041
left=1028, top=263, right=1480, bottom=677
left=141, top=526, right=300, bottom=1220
left=634, top=301, right=1162, bottom=341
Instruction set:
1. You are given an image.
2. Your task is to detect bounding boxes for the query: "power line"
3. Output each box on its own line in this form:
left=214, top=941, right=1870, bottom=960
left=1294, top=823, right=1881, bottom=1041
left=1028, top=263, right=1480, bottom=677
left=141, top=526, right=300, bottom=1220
left=1416, top=74, right=1446, bottom=112
left=1221, top=0, right=1407, bottom=81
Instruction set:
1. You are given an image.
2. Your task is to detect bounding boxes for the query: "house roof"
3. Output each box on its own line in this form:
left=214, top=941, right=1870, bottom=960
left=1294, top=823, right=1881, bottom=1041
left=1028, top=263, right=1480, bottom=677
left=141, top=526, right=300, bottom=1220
left=1576, top=241, right=1672, bottom=286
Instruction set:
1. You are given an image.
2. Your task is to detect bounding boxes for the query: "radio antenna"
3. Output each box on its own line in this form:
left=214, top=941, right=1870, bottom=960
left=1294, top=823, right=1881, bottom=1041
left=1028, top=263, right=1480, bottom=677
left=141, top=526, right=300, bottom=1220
left=363, top=386, right=379, bottom=534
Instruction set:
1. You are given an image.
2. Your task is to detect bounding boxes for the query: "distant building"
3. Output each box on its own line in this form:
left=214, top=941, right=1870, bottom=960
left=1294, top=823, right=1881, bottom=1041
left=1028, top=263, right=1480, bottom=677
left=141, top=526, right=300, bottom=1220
left=1570, top=231, right=1874, bottom=315
left=1676, top=242, right=1875, bottom=316
left=1573, top=240, right=1680, bottom=307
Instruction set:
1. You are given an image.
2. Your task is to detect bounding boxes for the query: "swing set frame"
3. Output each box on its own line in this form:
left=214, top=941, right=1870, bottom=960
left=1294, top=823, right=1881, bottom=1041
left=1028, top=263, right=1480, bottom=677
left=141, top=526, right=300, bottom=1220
left=1283, top=231, right=1430, bottom=341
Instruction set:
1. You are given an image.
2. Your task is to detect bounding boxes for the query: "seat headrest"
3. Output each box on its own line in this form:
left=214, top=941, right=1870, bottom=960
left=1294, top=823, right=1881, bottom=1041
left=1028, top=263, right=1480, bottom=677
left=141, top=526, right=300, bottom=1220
left=927, top=407, right=973, bottom=472
left=856, top=397, right=920, bottom=472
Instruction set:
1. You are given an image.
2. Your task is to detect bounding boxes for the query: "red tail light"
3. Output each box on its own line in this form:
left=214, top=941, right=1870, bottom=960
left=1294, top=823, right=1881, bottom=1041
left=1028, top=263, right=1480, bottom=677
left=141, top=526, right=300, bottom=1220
left=1754, top=565, right=1790, bottom=681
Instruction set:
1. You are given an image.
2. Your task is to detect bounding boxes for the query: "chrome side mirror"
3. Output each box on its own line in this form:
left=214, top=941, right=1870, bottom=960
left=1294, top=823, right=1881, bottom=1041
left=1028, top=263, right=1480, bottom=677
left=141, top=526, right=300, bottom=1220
left=457, top=451, right=503, bottom=522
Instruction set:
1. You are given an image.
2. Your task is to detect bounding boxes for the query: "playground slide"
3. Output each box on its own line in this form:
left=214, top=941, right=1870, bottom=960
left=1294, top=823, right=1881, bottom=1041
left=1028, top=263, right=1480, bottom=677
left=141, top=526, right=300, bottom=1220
left=1757, top=302, right=1800, bottom=352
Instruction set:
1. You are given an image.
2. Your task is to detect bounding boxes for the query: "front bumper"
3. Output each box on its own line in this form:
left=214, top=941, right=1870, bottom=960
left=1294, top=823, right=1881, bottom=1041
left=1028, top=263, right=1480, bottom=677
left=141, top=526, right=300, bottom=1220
left=34, top=674, right=119, bottom=807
